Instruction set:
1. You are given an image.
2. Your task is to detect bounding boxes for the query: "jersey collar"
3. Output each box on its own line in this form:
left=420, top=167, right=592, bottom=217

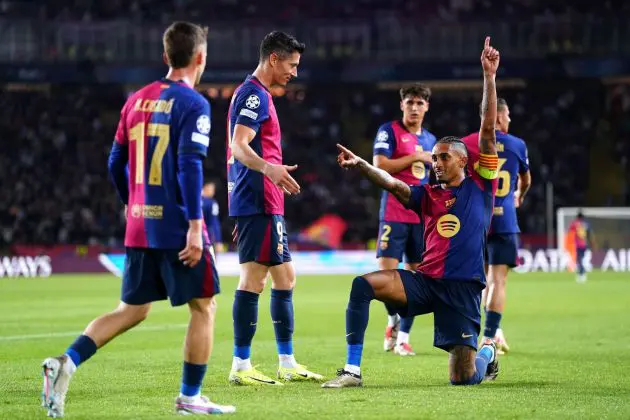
left=248, top=74, right=271, bottom=93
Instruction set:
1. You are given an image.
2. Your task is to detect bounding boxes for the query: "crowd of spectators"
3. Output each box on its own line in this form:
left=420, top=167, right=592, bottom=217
left=0, top=79, right=608, bottom=248
left=2, top=0, right=628, bottom=23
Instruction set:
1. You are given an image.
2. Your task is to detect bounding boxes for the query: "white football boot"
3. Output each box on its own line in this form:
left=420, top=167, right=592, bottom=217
left=41, top=355, right=75, bottom=418
left=175, top=395, right=236, bottom=415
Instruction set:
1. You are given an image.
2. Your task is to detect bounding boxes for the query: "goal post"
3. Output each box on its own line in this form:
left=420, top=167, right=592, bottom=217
left=557, top=207, right=630, bottom=254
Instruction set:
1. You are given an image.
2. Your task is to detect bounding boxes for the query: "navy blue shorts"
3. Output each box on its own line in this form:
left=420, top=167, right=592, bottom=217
left=486, top=233, right=519, bottom=267
left=236, top=214, right=291, bottom=266
left=122, top=246, right=220, bottom=307
left=396, top=269, right=483, bottom=351
left=376, top=221, right=424, bottom=263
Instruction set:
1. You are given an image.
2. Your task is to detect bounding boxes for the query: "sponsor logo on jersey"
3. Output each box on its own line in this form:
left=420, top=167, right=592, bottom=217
left=436, top=214, right=461, bottom=238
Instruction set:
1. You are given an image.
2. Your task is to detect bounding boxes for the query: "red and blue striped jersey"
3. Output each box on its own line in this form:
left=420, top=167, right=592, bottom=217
left=569, top=219, right=591, bottom=249
left=227, top=75, right=284, bottom=216
left=373, top=120, right=436, bottom=224
left=114, top=79, right=211, bottom=249
left=407, top=153, right=498, bottom=284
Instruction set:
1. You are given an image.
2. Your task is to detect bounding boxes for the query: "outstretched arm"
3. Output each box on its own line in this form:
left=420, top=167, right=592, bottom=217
left=338, top=144, right=411, bottom=206
left=479, top=36, right=500, bottom=156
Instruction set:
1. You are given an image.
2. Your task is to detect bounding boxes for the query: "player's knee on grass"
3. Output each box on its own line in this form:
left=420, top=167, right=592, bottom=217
left=448, top=345, right=478, bottom=385
left=270, top=262, right=296, bottom=290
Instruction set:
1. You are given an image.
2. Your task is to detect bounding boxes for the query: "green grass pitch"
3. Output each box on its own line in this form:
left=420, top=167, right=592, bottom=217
left=1, top=272, right=629, bottom=419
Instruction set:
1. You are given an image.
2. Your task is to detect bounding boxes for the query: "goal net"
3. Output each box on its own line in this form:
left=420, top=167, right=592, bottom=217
left=556, top=207, right=630, bottom=271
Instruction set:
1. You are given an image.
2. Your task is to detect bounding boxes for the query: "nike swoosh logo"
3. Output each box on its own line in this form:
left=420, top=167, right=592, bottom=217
left=346, top=332, right=354, bottom=337
left=461, top=333, right=473, bottom=338
left=297, top=373, right=309, bottom=378
left=249, top=323, right=257, bottom=326
left=247, top=376, right=277, bottom=384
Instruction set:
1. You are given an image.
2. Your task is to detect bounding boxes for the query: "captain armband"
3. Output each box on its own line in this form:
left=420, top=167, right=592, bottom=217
left=475, top=153, right=499, bottom=180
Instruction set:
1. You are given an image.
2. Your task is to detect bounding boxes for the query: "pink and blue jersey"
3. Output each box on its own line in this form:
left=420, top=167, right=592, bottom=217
left=227, top=75, right=284, bottom=216
left=569, top=219, right=591, bottom=249
left=406, top=154, right=498, bottom=284
left=113, top=79, right=211, bottom=249
left=373, top=120, right=436, bottom=223
left=463, top=131, right=529, bottom=234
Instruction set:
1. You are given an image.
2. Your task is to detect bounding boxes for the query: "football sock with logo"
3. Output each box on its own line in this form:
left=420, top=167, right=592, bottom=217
left=232, top=290, right=259, bottom=369
left=180, top=362, right=207, bottom=398
left=345, top=276, right=375, bottom=374
left=65, top=335, right=97, bottom=368
left=271, top=288, right=296, bottom=368
left=483, top=310, right=502, bottom=340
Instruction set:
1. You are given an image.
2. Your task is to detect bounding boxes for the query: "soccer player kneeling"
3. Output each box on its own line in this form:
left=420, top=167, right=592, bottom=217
left=323, top=37, right=501, bottom=388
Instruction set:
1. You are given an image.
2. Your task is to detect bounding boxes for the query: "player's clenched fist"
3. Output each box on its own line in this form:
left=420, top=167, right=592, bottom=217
left=263, top=163, right=301, bottom=195
left=481, top=36, right=500, bottom=75
left=337, top=144, right=363, bottom=169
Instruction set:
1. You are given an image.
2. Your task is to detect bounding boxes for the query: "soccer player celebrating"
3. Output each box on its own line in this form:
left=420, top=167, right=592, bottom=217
left=41, top=22, right=235, bottom=416
left=322, top=37, right=501, bottom=388
left=373, top=84, right=436, bottom=356
left=202, top=180, right=224, bottom=252
left=226, top=31, right=323, bottom=385
left=567, top=211, right=595, bottom=283
left=462, top=98, right=531, bottom=354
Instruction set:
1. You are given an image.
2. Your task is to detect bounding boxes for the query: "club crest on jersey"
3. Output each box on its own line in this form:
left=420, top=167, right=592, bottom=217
left=277, top=243, right=284, bottom=255
left=131, top=204, right=142, bottom=218
left=196, top=115, right=211, bottom=134
left=436, top=214, right=461, bottom=238
left=379, top=241, right=388, bottom=250
left=445, top=198, right=456, bottom=208
left=245, top=94, right=260, bottom=109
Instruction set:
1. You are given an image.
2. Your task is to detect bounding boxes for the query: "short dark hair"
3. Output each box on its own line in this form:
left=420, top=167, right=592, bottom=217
left=400, top=84, right=431, bottom=102
left=436, top=136, right=468, bottom=157
left=479, top=97, right=508, bottom=117
left=577, top=210, right=584, bottom=219
left=260, top=31, right=305, bottom=61
left=163, top=21, right=208, bottom=69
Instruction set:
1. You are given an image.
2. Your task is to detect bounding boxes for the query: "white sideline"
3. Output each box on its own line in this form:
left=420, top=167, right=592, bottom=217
left=0, top=323, right=187, bottom=342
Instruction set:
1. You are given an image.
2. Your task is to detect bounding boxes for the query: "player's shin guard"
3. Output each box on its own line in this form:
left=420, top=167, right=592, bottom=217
left=483, top=310, right=502, bottom=339
left=400, top=316, right=414, bottom=334
left=345, top=276, right=375, bottom=367
left=270, top=289, right=294, bottom=356
left=65, top=335, right=97, bottom=368
left=233, top=290, right=260, bottom=359
left=180, top=362, right=207, bottom=397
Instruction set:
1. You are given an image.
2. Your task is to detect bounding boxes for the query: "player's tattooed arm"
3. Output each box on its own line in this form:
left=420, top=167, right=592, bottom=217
left=479, top=36, right=500, bottom=156
left=337, top=144, right=411, bottom=205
